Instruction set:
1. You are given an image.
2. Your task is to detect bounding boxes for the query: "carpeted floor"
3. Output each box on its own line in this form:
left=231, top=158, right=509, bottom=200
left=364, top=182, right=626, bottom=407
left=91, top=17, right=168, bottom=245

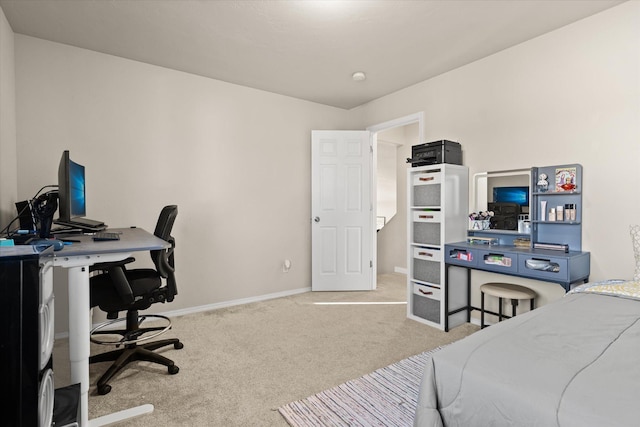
left=52, top=273, right=478, bottom=426
left=279, top=347, right=443, bottom=427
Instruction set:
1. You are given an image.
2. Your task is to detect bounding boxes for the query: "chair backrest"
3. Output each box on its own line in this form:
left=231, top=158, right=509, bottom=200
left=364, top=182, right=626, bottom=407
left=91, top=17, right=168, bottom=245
left=151, top=205, right=178, bottom=300
left=154, top=204, right=178, bottom=242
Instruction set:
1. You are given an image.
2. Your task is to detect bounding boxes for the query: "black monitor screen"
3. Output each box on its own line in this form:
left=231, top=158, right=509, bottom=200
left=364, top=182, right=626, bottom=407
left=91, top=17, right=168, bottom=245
left=58, top=150, right=86, bottom=221
left=493, top=186, right=529, bottom=207
left=69, top=160, right=86, bottom=217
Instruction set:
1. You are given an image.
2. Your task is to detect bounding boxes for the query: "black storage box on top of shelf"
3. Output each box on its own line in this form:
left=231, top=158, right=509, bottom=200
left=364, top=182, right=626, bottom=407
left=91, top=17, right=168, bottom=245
left=488, top=202, right=520, bottom=230
left=407, top=140, right=462, bottom=167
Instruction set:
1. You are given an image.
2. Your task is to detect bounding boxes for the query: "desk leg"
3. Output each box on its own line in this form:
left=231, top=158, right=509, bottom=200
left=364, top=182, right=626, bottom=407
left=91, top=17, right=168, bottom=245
left=467, top=268, right=471, bottom=322
left=444, top=265, right=449, bottom=332
left=67, top=264, right=154, bottom=427
left=67, top=265, right=91, bottom=427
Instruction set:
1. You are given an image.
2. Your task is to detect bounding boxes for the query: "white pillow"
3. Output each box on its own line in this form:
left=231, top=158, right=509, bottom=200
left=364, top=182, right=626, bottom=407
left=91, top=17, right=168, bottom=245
left=631, top=225, right=640, bottom=281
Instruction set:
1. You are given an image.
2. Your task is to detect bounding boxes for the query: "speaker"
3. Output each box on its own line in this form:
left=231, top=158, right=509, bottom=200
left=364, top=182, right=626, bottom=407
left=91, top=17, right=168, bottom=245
left=488, top=202, right=520, bottom=216
left=15, top=200, right=36, bottom=231
left=0, top=252, right=55, bottom=427
left=53, top=383, right=81, bottom=426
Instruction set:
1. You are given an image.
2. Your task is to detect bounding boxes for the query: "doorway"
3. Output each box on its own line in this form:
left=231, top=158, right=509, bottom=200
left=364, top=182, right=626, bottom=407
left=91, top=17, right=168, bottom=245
left=310, top=113, right=423, bottom=291
left=368, top=113, right=423, bottom=276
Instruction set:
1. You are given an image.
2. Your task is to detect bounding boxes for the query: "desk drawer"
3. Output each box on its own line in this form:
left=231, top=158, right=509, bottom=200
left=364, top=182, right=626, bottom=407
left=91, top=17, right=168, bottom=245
left=477, top=249, right=518, bottom=274
left=413, top=247, right=442, bottom=262
left=412, top=283, right=441, bottom=324
left=446, top=246, right=478, bottom=267
left=413, top=282, right=441, bottom=300
left=413, top=179, right=441, bottom=206
left=518, top=254, right=568, bottom=282
left=412, top=171, right=442, bottom=186
left=412, top=210, right=441, bottom=223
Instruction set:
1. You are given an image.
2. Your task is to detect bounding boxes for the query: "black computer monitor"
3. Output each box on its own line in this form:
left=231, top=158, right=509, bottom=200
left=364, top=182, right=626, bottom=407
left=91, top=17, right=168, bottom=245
left=55, top=151, right=105, bottom=230
left=57, top=150, right=86, bottom=222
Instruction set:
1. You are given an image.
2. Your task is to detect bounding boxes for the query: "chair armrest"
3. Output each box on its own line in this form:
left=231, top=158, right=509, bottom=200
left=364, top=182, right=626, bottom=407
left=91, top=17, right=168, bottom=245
left=90, top=257, right=136, bottom=273
left=107, top=265, right=135, bottom=304
left=156, top=237, right=176, bottom=278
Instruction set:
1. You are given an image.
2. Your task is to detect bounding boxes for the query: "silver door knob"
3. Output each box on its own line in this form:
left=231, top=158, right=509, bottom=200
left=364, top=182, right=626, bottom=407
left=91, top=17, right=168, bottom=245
left=313, top=216, right=320, bottom=223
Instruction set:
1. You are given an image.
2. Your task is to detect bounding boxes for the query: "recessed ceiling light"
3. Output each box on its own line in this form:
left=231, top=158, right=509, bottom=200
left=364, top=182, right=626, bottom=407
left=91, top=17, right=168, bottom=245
left=352, top=71, right=366, bottom=81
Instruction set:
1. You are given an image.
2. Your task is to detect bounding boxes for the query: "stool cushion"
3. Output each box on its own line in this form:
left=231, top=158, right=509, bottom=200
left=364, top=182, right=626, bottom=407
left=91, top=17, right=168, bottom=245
left=481, top=282, right=536, bottom=300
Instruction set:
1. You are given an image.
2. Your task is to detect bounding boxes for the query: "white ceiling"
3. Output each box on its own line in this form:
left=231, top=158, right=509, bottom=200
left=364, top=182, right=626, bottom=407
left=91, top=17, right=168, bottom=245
left=0, top=0, right=624, bottom=109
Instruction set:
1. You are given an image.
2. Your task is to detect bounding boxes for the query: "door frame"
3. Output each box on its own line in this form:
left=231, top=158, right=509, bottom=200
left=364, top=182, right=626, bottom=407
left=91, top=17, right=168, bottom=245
left=367, top=112, right=424, bottom=278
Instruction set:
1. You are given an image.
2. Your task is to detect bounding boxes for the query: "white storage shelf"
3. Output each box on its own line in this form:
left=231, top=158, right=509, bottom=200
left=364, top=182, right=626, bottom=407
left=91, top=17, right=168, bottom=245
left=407, top=163, right=468, bottom=330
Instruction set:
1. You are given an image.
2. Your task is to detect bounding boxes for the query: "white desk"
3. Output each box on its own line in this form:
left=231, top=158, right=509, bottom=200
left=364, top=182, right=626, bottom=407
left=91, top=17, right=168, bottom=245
left=53, top=227, right=168, bottom=427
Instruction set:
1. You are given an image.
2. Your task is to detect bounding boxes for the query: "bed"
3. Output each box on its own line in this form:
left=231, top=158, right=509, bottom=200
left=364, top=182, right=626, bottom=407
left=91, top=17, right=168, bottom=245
left=414, top=280, right=640, bottom=427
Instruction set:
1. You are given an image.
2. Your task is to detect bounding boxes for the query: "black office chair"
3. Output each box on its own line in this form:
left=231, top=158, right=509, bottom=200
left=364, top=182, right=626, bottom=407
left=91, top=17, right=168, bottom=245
left=89, top=205, right=183, bottom=395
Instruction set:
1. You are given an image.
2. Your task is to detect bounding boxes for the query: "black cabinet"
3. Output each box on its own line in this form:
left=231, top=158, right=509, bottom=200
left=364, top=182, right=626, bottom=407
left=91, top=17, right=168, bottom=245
left=0, top=248, right=78, bottom=427
left=0, top=249, right=55, bottom=427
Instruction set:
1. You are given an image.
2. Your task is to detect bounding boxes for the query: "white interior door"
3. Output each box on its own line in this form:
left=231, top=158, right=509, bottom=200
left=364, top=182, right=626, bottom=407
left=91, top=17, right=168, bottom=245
left=311, top=130, right=373, bottom=291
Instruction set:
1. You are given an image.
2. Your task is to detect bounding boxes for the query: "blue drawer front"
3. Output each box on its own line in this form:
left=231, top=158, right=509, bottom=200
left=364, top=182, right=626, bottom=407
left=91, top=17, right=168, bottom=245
left=477, top=249, right=519, bottom=274
left=517, top=254, right=568, bottom=282
left=445, top=246, right=478, bottom=267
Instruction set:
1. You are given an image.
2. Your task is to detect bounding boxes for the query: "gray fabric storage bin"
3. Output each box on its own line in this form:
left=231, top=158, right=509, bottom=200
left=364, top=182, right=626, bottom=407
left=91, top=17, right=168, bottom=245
left=414, top=258, right=441, bottom=285
left=412, top=294, right=440, bottom=323
left=413, top=222, right=441, bottom=245
left=414, top=184, right=441, bottom=206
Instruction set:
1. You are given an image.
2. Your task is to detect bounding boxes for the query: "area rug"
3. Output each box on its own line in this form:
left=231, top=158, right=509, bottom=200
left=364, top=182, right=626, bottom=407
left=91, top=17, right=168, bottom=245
left=278, top=347, right=442, bottom=427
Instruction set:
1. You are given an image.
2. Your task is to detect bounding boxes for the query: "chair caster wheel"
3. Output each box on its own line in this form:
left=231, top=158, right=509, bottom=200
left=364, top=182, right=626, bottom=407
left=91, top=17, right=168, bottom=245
left=168, top=365, right=179, bottom=375
left=174, top=342, right=184, bottom=350
left=98, top=384, right=112, bottom=395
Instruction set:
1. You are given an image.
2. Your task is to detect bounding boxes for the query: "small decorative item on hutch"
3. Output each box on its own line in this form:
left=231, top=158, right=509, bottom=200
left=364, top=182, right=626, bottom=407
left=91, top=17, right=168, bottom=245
left=469, top=211, right=493, bottom=230
left=537, top=173, right=549, bottom=193
left=555, top=167, right=577, bottom=191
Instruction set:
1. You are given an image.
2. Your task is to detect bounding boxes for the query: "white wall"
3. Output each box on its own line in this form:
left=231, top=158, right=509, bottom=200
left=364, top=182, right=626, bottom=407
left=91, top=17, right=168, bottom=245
left=357, top=2, right=640, bottom=309
left=0, top=7, right=16, bottom=227
left=14, top=36, right=356, bottom=332
left=8, top=2, right=640, bottom=330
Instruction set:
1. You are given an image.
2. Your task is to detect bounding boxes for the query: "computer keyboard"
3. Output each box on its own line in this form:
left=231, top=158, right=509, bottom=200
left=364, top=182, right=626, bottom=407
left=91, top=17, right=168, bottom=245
left=92, top=232, right=121, bottom=241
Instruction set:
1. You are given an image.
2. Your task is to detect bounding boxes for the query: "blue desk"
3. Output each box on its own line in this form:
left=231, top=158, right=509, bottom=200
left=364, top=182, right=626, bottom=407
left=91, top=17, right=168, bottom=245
left=443, top=242, right=590, bottom=331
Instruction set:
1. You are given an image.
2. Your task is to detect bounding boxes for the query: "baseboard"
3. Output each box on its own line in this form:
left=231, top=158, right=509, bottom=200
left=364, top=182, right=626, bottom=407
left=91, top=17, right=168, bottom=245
left=394, top=266, right=408, bottom=275
left=160, top=286, right=311, bottom=318
left=52, top=286, right=313, bottom=338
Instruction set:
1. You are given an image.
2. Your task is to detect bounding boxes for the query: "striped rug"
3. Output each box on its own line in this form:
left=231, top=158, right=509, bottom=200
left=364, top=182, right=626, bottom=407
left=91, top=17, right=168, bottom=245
left=278, top=347, right=442, bottom=427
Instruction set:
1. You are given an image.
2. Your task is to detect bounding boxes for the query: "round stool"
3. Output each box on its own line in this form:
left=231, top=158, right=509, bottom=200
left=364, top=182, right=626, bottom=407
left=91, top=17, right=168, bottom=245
left=480, top=282, right=536, bottom=329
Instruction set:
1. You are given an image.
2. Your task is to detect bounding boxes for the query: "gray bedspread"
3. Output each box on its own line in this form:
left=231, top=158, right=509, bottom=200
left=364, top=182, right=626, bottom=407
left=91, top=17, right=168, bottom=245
left=414, top=292, right=640, bottom=427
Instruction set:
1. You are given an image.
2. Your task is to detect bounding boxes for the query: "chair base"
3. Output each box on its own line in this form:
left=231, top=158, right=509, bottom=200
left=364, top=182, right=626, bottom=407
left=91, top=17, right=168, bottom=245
left=90, top=338, right=183, bottom=395
left=89, top=313, right=183, bottom=395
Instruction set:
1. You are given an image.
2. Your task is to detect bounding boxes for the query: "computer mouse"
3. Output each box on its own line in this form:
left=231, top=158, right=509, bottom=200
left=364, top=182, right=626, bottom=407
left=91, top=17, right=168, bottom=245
left=30, top=238, right=65, bottom=251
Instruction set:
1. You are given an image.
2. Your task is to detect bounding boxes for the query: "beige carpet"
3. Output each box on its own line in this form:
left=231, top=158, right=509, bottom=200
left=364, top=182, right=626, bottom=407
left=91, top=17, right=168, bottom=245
left=53, top=273, right=478, bottom=426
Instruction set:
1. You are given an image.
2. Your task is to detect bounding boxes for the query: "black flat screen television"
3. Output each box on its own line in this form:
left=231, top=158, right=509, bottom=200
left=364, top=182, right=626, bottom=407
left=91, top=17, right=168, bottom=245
left=493, top=186, right=529, bottom=207
left=56, top=150, right=104, bottom=229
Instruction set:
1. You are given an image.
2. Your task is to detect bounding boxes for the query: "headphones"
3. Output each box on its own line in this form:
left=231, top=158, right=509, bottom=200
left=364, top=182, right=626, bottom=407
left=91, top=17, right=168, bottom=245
left=33, top=191, right=58, bottom=238
left=33, top=191, right=58, bottom=218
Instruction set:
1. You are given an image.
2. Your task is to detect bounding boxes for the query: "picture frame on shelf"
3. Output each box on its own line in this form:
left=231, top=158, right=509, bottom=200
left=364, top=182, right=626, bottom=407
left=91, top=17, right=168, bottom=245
left=555, top=167, right=577, bottom=191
